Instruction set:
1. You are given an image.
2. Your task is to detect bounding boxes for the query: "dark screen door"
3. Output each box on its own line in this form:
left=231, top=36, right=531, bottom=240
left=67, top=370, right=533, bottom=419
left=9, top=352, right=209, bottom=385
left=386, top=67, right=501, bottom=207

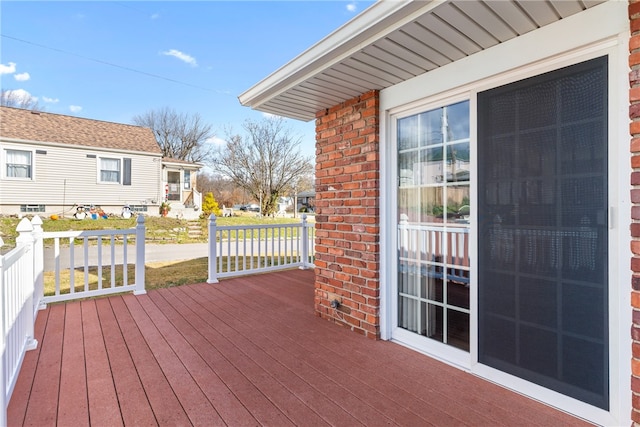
left=477, top=56, right=608, bottom=409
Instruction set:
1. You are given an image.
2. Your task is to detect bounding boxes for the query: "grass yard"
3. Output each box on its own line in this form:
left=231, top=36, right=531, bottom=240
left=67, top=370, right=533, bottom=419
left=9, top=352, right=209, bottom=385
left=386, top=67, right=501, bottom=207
left=44, top=258, right=209, bottom=296
left=43, top=255, right=293, bottom=296
left=0, top=213, right=312, bottom=247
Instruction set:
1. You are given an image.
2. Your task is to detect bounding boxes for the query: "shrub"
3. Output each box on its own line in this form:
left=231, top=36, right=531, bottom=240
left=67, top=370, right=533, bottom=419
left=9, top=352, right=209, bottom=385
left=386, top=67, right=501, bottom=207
left=201, top=192, right=222, bottom=218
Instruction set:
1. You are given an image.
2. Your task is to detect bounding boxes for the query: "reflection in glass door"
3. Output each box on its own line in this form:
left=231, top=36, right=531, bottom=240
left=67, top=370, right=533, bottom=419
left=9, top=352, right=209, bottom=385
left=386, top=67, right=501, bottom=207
left=397, top=101, right=470, bottom=351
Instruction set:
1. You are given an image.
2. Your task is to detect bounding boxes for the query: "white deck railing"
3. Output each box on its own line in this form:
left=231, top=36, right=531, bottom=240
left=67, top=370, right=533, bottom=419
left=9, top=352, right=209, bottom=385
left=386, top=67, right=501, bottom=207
left=41, top=219, right=146, bottom=304
left=207, top=214, right=315, bottom=283
left=0, top=219, right=40, bottom=427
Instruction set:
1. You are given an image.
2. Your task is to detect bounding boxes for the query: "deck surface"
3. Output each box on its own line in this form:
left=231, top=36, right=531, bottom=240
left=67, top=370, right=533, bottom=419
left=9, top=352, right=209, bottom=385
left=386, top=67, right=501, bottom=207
left=8, top=269, right=590, bottom=426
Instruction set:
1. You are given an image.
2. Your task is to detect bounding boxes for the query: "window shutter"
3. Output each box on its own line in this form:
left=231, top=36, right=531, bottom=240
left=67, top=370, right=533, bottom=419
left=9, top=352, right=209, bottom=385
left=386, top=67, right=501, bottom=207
left=123, top=158, right=132, bottom=186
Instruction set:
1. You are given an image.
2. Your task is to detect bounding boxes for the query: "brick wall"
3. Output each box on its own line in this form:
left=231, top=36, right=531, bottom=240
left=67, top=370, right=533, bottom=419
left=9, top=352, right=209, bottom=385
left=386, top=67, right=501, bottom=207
left=314, top=90, right=381, bottom=339
left=632, top=0, right=640, bottom=422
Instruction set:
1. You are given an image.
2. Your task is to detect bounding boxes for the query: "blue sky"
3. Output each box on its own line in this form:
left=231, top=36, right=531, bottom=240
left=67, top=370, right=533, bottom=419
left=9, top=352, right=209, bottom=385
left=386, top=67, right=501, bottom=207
left=0, top=1, right=375, bottom=158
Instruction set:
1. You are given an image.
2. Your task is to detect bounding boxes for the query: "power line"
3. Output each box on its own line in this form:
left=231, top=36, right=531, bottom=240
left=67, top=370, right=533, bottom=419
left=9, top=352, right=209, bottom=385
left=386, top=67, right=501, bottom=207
left=1, top=33, right=219, bottom=93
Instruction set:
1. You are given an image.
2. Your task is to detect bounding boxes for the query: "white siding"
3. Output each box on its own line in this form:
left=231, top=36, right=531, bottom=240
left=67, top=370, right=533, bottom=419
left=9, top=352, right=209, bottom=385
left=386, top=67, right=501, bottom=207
left=0, top=141, right=162, bottom=215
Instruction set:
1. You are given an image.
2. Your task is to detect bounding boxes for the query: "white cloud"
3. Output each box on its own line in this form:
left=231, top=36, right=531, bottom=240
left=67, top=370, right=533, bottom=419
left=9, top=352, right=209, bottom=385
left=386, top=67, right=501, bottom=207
left=0, top=62, right=17, bottom=75
left=161, top=49, right=197, bottom=67
left=43, top=96, right=59, bottom=104
left=206, top=136, right=226, bottom=145
left=4, top=88, right=38, bottom=104
left=69, top=105, right=82, bottom=113
left=14, top=72, right=30, bottom=82
left=150, top=12, right=160, bottom=20
left=346, top=2, right=357, bottom=12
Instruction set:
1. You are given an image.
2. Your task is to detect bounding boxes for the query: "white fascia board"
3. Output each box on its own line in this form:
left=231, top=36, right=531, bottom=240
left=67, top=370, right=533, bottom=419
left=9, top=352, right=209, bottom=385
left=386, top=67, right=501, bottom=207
left=238, top=0, right=444, bottom=113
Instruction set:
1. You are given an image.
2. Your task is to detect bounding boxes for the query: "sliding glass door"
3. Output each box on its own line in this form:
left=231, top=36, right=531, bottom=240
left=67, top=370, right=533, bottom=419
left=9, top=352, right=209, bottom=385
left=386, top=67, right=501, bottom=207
left=477, top=56, right=609, bottom=409
left=397, top=101, right=471, bottom=351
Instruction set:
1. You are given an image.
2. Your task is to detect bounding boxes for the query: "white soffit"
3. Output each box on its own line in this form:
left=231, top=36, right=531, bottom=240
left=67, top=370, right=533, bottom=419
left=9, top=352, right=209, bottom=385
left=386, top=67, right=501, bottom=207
left=238, top=0, right=607, bottom=122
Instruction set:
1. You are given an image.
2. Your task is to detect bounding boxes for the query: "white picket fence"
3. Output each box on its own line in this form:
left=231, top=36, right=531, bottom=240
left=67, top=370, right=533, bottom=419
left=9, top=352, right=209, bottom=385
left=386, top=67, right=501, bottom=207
left=1, top=213, right=315, bottom=424
left=207, top=214, right=315, bottom=283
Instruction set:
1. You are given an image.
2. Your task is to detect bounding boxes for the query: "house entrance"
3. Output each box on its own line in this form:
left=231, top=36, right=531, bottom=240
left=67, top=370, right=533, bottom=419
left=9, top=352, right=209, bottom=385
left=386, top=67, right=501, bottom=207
left=167, top=171, right=181, bottom=201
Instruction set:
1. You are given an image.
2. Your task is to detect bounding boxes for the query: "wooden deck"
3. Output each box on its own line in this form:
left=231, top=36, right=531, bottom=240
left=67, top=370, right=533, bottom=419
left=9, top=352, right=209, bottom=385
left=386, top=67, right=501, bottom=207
left=8, top=269, right=589, bottom=426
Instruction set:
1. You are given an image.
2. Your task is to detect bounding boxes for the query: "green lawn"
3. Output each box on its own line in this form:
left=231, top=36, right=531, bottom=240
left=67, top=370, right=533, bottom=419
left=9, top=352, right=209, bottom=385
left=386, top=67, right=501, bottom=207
left=0, top=213, right=310, bottom=247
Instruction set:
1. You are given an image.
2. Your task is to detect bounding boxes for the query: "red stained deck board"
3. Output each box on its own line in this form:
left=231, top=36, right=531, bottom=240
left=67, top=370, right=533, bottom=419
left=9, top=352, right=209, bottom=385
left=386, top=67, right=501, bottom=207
left=158, top=285, right=356, bottom=427
left=108, top=296, right=192, bottom=426
left=146, top=288, right=297, bottom=427
left=22, top=303, right=65, bottom=426
left=136, top=291, right=260, bottom=426
left=81, top=300, right=124, bottom=427
left=57, top=302, right=89, bottom=426
left=94, top=298, right=157, bottom=426
left=8, top=269, right=591, bottom=427
left=122, top=294, right=224, bottom=426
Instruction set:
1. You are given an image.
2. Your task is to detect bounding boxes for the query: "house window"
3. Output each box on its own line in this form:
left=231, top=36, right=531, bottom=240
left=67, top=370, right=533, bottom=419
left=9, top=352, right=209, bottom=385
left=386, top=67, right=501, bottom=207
left=20, top=204, right=45, bottom=213
left=99, top=157, right=121, bottom=183
left=184, top=170, right=191, bottom=189
left=129, top=205, right=148, bottom=212
left=5, top=149, right=32, bottom=179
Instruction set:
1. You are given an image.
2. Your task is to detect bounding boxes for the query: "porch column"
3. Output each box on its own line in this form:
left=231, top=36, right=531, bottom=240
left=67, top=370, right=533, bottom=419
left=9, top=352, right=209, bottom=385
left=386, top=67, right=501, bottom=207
left=314, top=90, right=381, bottom=339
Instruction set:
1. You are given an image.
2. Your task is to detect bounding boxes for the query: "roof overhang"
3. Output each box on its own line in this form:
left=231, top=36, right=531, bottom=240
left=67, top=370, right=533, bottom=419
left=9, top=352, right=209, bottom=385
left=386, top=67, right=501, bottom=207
left=238, top=0, right=606, bottom=122
left=162, top=158, right=204, bottom=170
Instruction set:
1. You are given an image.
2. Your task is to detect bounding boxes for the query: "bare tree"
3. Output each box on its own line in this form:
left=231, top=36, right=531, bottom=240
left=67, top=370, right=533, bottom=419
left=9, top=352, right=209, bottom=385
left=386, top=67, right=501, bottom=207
left=211, top=117, right=313, bottom=216
left=196, top=171, right=249, bottom=208
left=1, top=89, right=44, bottom=111
left=132, top=107, right=214, bottom=162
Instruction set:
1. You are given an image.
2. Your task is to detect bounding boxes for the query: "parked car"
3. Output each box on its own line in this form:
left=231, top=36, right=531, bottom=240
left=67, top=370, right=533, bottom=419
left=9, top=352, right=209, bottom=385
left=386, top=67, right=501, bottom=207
left=239, top=204, right=260, bottom=212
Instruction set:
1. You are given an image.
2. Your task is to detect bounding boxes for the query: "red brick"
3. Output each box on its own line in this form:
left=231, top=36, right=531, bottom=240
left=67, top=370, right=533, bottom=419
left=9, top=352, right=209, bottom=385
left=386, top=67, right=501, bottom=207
left=633, top=18, right=640, bottom=35
left=633, top=292, right=640, bottom=309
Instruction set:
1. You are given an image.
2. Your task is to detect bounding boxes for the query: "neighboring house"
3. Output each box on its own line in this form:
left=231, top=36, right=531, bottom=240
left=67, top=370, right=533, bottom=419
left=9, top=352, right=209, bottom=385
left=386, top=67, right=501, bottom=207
left=0, top=106, right=202, bottom=218
left=161, top=157, right=203, bottom=217
left=240, top=1, right=633, bottom=425
left=296, top=189, right=315, bottom=212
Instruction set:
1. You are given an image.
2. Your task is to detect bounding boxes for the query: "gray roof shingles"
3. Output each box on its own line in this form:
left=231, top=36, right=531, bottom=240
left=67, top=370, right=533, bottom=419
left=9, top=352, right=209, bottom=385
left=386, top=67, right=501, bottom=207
left=0, top=106, right=162, bottom=154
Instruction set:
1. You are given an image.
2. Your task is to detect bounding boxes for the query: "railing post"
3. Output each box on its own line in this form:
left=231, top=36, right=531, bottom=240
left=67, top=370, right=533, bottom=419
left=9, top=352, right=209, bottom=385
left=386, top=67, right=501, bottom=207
left=15, top=218, right=38, bottom=352
left=299, top=214, right=310, bottom=270
left=207, top=214, right=218, bottom=283
left=133, top=215, right=146, bottom=295
left=31, top=215, right=46, bottom=312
